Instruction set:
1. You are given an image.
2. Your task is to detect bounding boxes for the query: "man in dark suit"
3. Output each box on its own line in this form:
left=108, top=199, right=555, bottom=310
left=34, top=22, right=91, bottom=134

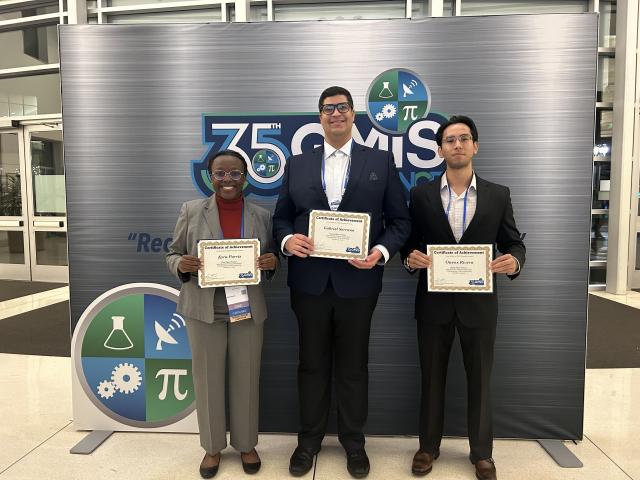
left=273, top=86, right=411, bottom=478
left=402, top=115, right=525, bottom=480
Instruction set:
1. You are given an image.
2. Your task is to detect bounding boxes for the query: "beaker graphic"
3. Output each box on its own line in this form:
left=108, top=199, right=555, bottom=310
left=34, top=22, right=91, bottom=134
left=378, top=81, right=393, bottom=99
left=104, top=316, right=134, bottom=350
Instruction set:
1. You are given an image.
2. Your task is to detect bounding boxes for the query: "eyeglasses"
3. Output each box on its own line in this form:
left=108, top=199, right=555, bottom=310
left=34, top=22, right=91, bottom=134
left=320, top=102, right=352, bottom=115
left=443, top=134, right=474, bottom=145
left=211, top=169, right=245, bottom=181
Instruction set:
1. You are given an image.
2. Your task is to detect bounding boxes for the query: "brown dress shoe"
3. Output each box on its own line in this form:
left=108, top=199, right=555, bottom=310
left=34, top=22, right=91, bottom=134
left=411, top=449, right=439, bottom=476
left=474, top=458, right=497, bottom=480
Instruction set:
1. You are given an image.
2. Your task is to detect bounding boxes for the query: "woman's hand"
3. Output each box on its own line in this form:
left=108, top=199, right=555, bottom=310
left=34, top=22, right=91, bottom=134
left=178, top=255, right=201, bottom=273
left=257, top=252, right=277, bottom=271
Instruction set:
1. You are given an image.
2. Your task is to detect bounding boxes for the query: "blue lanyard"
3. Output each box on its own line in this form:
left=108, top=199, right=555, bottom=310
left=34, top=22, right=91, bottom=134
left=321, top=144, right=352, bottom=194
left=445, top=185, right=470, bottom=235
left=220, top=203, right=244, bottom=239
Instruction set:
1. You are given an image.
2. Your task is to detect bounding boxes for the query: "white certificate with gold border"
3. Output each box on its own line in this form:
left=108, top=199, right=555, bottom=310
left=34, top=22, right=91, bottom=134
left=426, top=244, right=493, bottom=293
left=308, top=210, right=370, bottom=261
left=197, top=239, right=261, bottom=288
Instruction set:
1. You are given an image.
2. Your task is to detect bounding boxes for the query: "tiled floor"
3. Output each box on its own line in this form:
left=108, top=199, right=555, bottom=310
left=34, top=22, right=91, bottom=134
left=0, top=352, right=637, bottom=480
left=590, top=290, right=640, bottom=309
left=0, top=288, right=638, bottom=479
left=0, top=286, right=69, bottom=321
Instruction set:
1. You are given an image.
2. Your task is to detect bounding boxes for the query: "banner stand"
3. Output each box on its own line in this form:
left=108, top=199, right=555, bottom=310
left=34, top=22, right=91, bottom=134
left=70, top=430, right=114, bottom=455
left=537, top=440, right=583, bottom=468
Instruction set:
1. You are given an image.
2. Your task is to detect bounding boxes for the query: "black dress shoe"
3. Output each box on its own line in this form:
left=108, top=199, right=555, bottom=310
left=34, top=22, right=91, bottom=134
left=241, top=449, right=261, bottom=474
left=289, top=446, right=317, bottom=476
left=199, top=453, right=220, bottom=479
left=346, top=449, right=370, bottom=479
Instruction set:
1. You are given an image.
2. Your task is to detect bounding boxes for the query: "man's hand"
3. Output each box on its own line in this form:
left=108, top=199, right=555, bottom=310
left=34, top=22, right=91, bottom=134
left=178, top=254, right=201, bottom=273
left=407, top=250, right=432, bottom=269
left=284, top=234, right=314, bottom=258
left=257, top=252, right=277, bottom=271
left=349, top=248, right=383, bottom=270
left=490, top=254, right=518, bottom=275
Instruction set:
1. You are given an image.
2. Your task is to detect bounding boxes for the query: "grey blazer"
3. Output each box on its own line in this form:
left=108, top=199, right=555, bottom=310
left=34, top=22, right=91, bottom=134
left=166, top=194, right=278, bottom=324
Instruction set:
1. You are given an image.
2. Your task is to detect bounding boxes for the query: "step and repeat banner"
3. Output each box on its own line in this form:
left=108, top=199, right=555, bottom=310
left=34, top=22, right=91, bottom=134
left=60, top=15, right=595, bottom=438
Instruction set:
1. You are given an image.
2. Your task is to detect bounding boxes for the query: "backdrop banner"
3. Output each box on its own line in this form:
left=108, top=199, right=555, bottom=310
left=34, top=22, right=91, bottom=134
left=60, top=15, right=595, bottom=438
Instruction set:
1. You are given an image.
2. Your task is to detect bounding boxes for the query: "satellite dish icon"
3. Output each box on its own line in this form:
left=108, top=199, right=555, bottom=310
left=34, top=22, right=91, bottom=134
left=154, top=313, right=186, bottom=350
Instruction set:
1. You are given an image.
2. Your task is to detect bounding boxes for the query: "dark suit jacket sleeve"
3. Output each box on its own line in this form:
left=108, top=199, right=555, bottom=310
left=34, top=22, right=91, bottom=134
left=400, top=186, right=421, bottom=270
left=373, top=152, right=412, bottom=258
left=262, top=208, right=279, bottom=281
left=497, top=187, right=526, bottom=280
left=272, top=157, right=295, bottom=248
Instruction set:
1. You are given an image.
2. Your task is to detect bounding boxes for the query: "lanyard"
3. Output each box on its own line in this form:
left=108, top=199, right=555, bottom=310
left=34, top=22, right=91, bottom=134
left=446, top=185, right=470, bottom=235
left=321, top=144, right=352, bottom=194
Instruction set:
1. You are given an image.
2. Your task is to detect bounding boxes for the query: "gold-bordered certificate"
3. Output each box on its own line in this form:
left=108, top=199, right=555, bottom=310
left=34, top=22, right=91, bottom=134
left=308, top=210, right=370, bottom=260
left=426, top=244, right=493, bottom=293
left=197, top=239, right=261, bottom=288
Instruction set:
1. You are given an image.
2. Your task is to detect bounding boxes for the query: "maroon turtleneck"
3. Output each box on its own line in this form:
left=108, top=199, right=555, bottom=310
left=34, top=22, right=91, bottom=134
left=215, top=195, right=243, bottom=239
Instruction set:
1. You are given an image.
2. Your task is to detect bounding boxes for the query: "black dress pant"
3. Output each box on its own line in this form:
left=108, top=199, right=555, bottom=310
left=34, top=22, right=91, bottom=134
left=291, top=287, right=379, bottom=453
left=417, top=314, right=496, bottom=462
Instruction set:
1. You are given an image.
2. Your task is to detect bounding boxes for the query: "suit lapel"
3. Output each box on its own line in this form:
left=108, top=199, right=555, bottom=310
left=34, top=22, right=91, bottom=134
left=310, top=147, right=330, bottom=210
left=242, top=199, right=256, bottom=239
left=338, top=142, right=366, bottom=209
left=426, top=178, right=456, bottom=243
left=202, top=195, right=223, bottom=239
left=459, top=176, right=488, bottom=243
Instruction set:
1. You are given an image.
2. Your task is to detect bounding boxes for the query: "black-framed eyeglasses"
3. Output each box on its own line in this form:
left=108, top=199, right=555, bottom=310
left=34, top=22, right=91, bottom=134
left=211, top=169, right=245, bottom=181
left=320, top=102, right=352, bottom=115
left=443, top=134, right=474, bottom=145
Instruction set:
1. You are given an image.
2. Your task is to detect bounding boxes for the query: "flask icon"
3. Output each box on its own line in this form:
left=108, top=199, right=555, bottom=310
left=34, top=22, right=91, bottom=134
left=378, top=81, right=393, bottom=99
left=104, top=316, right=134, bottom=350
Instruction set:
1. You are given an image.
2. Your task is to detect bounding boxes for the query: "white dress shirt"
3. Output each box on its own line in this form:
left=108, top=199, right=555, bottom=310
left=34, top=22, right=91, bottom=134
left=440, top=172, right=477, bottom=242
left=281, top=139, right=390, bottom=263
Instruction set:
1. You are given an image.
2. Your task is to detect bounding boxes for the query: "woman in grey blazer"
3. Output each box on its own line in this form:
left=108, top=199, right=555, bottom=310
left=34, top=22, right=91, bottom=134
left=166, top=150, right=278, bottom=478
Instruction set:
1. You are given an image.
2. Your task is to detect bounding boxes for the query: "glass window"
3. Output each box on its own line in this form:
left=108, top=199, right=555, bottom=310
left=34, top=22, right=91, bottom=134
left=0, top=133, right=21, bottom=217
left=30, top=130, right=65, bottom=217
left=599, top=0, right=616, bottom=48
left=0, top=25, right=60, bottom=70
left=589, top=266, right=606, bottom=284
left=228, top=4, right=269, bottom=22
left=592, top=162, right=610, bottom=210
left=461, top=0, right=588, bottom=15
left=106, top=7, right=222, bottom=23
left=0, top=73, right=61, bottom=116
left=273, top=1, right=406, bottom=21
left=597, top=55, right=615, bottom=103
left=0, top=231, right=25, bottom=264
left=590, top=215, right=607, bottom=262
left=596, top=108, right=613, bottom=139
left=411, top=0, right=429, bottom=17
left=35, top=231, right=68, bottom=265
left=444, top=0, right=453, bottom=15
left=0, top=4, right=60, bottom=21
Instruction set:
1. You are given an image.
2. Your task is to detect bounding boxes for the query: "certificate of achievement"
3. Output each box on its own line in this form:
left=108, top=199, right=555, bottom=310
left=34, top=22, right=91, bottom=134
left=308, top=210, right=370, bottom=260
left=426, top=244, right=493, bottom=293
left=197, top=239, right=261, bottom=288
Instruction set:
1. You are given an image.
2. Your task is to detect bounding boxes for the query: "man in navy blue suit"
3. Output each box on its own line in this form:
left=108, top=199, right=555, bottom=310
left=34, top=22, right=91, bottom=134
left=273, top=86, right=411, bottom=478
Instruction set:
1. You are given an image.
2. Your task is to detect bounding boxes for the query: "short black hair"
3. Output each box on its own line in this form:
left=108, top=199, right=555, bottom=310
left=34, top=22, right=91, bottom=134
left=318, top=86, right=354, bottom=111
left=207, top=149, right=247, bottom=174
left=435, top=115, right=479, bottom=146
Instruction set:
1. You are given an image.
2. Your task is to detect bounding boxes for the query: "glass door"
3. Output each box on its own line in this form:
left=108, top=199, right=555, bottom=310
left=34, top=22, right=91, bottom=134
left=0, top=129, right=30, bottom=280
left=24, top=124, right=68, bottom=283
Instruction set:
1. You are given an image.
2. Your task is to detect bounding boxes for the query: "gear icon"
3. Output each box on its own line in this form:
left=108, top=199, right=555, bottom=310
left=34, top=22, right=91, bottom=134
left=111, top=363, right=142, bottom=394
left=382, top=103, right=397, bottom=119
left=375, top=112, right=384, bottom=122
left=97, top=380, right=116, bottom=399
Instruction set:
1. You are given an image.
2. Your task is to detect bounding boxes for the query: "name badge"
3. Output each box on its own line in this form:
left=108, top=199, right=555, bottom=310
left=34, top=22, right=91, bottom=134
left=224, top=285, right=252, bottom=322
